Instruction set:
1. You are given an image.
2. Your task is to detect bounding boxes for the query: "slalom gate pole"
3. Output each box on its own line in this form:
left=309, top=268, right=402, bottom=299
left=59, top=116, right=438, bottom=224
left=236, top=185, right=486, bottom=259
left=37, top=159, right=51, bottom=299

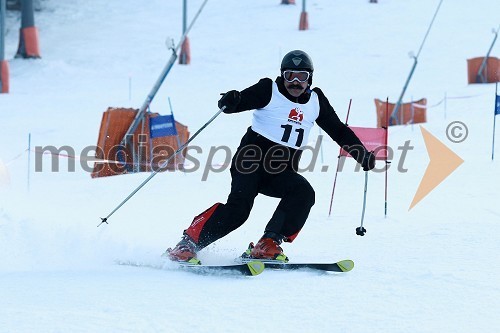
left=98, top=106, right=225, bottom=227
left=328, top=160, right=342, bottom=218
left=493, top=109, right=497, bottom=161
left=493, top=82, right=498, bottom=161
left=384, top=98, right=389, bottom=217
left=328, top=99, right=352, bottom=217
left=27, top=133, right=31, bottom=192
left=168, top=97, right=183, bottom=150
left=356, top=171, right=369, bottom=236
left=168, top=97, right=185, bottom=175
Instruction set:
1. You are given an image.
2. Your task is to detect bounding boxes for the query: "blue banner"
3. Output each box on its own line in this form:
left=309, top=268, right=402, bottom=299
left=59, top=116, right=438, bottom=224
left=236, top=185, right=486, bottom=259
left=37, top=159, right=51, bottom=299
left=150, top=115, right=178, bottom=138
left=496, top=94, right=500, bottom=116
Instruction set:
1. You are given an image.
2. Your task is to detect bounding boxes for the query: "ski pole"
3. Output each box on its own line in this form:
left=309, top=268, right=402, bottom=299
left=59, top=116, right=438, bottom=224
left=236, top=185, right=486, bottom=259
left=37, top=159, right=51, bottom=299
left=356, top=171, right=369, bottom=236
left=98, top=106, right=226, bottom=227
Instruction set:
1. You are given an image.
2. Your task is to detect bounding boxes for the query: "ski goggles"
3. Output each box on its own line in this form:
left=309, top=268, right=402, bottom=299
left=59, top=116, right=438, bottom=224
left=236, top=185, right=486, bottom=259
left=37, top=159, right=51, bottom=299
left=282, top=70, right=311, bottom=83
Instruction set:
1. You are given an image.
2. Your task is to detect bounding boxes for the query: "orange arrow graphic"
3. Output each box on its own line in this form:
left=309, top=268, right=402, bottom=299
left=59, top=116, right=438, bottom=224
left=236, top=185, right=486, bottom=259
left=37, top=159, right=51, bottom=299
left=409, top=126, right=464, bottom=210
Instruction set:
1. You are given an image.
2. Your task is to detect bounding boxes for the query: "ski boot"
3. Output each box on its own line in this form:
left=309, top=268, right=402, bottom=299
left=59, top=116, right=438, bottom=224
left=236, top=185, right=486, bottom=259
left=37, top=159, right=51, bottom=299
left=241, top=232, right=289, bottom=263
left=164, top=235, right=201, bottom=265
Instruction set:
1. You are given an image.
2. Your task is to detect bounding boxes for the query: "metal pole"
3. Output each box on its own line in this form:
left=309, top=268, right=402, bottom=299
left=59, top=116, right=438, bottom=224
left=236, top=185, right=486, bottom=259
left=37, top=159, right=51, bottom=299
left=299, top=0, right=308, bottom=31
left=99, top=106, right=225, bottom=226
left=328, top=160, right=342, bottom=218
left=21, top=0, right=35, bottom=27
left=139, top=118, right=146, bottom=172
left=16, top=0, right=40, bottom=58
left=345, top=98, right=352, bottom=125
left=121, top=0, right=208, bottom=147
left=415, top=0, right=444, bottom=59
left=384, top=160, right=388, bottom=217
left=356, top=171, right=368, bottom=236
left=0, top=0, right=5, bottom=61
left=390, top=0, right=443, bottom=124
left=493, top=109, right=497, bottom=161
left=180, top=0, right=188, bottom=64
left=168, top=97, right=185, bottom=173
left=476, top=25, right=500, bottom=83
left=360, top=171, right=368, bottom=227
left=0, top=0, right=7, bottom=93
left=493, top=83, right=498, bottom=161
left=328, top=99, right=352, bottom=217
left=183, top=0, right=187, bottom=33
left=168, top=97, right=182, bottom=149
left=27, top=132, right=31, bottom=191
left=390, top=56, right=417, bottom=125
left=384, top=97, right=389, bottom=218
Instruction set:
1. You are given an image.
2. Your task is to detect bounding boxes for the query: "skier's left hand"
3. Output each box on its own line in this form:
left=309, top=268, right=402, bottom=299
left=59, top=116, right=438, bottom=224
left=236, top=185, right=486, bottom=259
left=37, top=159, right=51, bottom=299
left=361, top=151, right=375, bottom=171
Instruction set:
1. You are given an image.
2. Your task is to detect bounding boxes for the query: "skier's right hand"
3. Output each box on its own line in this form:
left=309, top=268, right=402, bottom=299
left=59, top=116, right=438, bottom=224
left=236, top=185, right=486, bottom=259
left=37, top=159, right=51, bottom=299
left=218, top=90, right=241, bottom=113
left=361, top=151, right=376, bottom=171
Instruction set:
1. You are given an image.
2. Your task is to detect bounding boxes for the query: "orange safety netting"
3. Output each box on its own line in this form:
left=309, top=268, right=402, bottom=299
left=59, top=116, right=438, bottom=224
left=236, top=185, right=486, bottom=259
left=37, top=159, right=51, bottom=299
left=467, top=57, right=500, bottom=84
left=374, top=98, right=427, bottom=127
left=91, top=107, right=189, bottom=178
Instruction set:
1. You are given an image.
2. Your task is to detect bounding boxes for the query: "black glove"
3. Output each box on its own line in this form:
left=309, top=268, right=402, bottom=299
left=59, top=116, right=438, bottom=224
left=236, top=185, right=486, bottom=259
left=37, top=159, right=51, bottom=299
left=218, top=90, right=241, bottom=113
left=361, top=151, right=375, bottom=171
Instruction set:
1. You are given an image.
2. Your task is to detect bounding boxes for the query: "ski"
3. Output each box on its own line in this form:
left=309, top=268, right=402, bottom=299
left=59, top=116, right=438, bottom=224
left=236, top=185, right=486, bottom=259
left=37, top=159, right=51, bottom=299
left=178, top=261, right=265, bottom=276
left=240, top=258, right=354, bottom=273
left=117, top=260, right=265, bottom=277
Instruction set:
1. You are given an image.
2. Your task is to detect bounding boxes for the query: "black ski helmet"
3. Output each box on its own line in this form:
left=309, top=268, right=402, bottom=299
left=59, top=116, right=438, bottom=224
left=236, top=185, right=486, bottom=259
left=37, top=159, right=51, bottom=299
left=280, top=50, right=314, bottom=73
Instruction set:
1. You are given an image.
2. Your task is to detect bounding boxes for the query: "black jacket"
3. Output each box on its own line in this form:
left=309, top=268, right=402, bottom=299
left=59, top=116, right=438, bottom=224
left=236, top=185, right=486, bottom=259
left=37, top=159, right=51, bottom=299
left=229, top=77, right=368, bottom=173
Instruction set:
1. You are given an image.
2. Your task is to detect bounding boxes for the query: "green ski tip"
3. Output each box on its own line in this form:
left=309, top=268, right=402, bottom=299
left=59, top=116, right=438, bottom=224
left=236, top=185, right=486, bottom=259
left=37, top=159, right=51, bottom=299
left=246, top=260, right=265, bottom=276
left=337, top=260, right=354, bottom=272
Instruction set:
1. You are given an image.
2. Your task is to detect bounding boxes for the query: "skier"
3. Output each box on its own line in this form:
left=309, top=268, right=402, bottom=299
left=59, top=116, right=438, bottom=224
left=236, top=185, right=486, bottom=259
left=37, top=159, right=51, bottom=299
left=166, top=50, right=375, bottom=264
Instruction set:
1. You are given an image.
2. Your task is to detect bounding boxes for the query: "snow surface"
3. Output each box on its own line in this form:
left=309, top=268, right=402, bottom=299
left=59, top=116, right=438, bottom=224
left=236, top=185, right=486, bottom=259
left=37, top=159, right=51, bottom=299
left=1, top=0, right=500, bottom=332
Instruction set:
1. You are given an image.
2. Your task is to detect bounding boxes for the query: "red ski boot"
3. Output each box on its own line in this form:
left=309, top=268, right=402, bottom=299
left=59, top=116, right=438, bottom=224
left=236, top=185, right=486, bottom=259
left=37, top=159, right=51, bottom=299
left=249, top=237, right=289, bottom=262
left=165, top=235, right=201, bottom=265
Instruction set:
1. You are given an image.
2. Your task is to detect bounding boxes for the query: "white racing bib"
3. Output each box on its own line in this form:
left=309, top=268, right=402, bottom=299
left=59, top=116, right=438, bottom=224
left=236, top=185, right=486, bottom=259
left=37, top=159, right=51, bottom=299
left=251, top=82, right=320, bottom=149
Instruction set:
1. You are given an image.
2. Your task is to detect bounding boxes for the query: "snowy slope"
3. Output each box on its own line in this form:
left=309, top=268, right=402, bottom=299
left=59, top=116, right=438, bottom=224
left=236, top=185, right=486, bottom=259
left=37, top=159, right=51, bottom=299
left=1, top=0, right=499, bottom=332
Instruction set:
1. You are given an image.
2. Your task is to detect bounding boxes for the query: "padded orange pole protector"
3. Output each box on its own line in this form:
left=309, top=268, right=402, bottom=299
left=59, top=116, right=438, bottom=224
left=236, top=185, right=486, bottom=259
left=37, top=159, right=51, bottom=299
left=22, top=26, right=41, bottom=58
left=299, top=11, right=308, bottom=31
left=0, top=60, right=9, bottom=93
left=179, top=37, right=191, bottom=65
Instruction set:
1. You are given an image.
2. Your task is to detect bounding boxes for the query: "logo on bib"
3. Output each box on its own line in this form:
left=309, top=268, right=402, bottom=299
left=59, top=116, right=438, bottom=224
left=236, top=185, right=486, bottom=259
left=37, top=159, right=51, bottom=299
left=288, top=107, right=303, bottom=124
